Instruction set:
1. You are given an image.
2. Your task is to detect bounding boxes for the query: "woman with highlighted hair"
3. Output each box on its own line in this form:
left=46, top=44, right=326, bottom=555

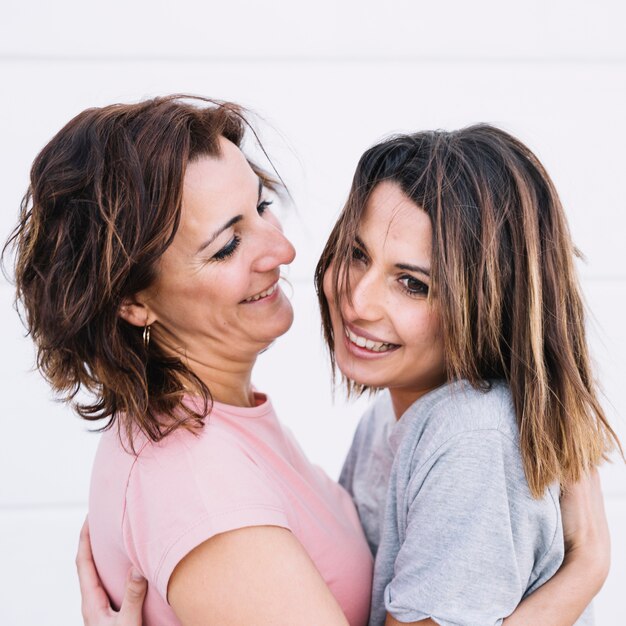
left=316, top=125, right=620, bottom=624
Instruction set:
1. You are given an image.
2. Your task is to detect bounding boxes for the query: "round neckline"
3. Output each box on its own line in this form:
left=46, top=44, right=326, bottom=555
left=185, top=391, right=273, bottom=419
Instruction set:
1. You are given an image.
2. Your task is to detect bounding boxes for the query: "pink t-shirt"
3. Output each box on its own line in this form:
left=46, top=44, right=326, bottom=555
left=88, top=393, right=373, bottom=626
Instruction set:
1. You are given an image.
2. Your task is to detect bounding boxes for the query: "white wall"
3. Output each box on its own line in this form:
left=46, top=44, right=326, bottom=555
left=1, top=2, right=625, bottom=624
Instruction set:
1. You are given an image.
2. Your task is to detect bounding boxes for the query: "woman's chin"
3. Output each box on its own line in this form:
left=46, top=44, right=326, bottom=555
left=335, top=357, right=384, bottom=390
left=258, top=308, right=294, bottom=346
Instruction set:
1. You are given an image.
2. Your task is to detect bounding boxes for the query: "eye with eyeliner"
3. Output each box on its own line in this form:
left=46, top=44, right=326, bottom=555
left=351, top=244, right=428, bottom=297
left=399, top=274, right=429, bottom=297
left=257, top=199, right=273, bottom=215
left=212, top=235, right=241, bottom=261
left=351, top=245, right=367, bottom=264
left=210, top=199, right=273, bottom=262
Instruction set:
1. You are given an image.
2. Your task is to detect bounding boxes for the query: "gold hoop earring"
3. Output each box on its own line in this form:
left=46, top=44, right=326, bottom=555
left=143, top=324, right=151, bottom=349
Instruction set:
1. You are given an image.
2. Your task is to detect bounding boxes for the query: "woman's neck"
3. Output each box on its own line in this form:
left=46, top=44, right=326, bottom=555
left=178, top=349, right=257, bottom=407
left=389, top=382, right=445, bottom=420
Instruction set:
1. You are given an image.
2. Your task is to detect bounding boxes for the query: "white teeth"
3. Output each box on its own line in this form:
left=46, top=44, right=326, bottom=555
left=244, top=283, right=277, bottom=302
left=344, top=326, right=395, bottom=352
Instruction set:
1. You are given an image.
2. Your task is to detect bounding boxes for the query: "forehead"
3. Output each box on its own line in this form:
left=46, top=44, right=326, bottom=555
left=176, top=138, right=257, bottom=240
left=182, top=137, right=257, bottom=214
left=361, top=181, right=432, bottom=256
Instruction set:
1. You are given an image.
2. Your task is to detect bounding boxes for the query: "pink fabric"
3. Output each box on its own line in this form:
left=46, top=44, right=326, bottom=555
left=89, top=393, right=373, bottom=626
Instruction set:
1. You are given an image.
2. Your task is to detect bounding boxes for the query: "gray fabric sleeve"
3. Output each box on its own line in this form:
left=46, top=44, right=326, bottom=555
left=338, top=437, right=357, bottom=497
left=385, top=430, right=555, bottom=626
left=339, top=410, right=371, bottom=496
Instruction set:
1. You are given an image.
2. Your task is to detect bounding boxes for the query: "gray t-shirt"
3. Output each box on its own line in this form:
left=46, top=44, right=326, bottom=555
left=340, top=380, right=593, bottom=626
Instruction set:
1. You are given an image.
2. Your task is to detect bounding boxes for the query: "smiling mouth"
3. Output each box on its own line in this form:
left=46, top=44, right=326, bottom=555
left=242, top=282, right=279, bottom=303
left=344, top=326, right=399, bottom=353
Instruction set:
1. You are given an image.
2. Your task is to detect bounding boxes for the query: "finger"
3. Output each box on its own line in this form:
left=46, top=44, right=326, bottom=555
left=76, top=518, right=113, bottom=617
left=76, top=519, right=101, bottom=596
left=117, top=568, right=147, bottom=626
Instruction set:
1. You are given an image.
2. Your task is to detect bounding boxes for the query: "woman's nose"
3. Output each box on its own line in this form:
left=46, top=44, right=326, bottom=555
left=253, top=223, right=296, bottom=273
left=348, top=268, right=384, bottom=322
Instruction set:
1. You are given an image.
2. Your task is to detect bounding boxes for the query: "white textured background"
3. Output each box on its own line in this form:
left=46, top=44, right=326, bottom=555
left=1, top=1, right=625, bottom=624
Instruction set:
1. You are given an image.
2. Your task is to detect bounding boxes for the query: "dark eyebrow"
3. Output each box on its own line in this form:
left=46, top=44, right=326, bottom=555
left=355, top=235, right=368, bottom=251
left=195, top=178, right=263, bottom=255
left=355, top=236, right=430, bottom=277
left=396, top=263, right=430, bottom=277
left=196, top=214, right=243, bottom=254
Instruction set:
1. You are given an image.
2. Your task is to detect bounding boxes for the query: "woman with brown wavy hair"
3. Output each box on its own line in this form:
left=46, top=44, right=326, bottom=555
left=316, top=125, right=621, bottom=625
left=7, top=101, right=614, bottom=626
left=7, top=95, right=374, bottom=626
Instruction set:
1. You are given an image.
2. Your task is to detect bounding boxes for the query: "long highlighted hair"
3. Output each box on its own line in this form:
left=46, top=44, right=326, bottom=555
left=316, top=124, right=622, bottom=497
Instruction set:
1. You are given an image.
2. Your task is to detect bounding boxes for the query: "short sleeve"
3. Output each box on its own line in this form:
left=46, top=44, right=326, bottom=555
left=122, top=429, right=291, bottom=600
left=385, top=430, right=554, bottom=626
left=339, top=435, right=358, bottom=497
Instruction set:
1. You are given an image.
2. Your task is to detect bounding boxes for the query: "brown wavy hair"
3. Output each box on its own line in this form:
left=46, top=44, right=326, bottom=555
left=315, top=124, right=622, bottom=497
left=5, top=95, right=277, bottom=448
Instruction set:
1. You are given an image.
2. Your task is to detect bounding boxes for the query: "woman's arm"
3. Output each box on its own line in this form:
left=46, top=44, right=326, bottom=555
left=76, top=521, right=350, bottom=626
left=168, top=525, right=349, bottom=626
left=384, top=468, right=610, bottom=626
left=500, top=467, right=609, bottom=626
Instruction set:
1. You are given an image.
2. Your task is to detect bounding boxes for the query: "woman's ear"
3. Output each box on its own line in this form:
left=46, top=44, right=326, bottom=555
left=118, top=296, right=158, bottom=328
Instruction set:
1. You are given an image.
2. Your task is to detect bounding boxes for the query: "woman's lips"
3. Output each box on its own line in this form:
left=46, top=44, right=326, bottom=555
left=241, top=281, right=279, bottom=304
left=342, top=321, right=400, bottom=355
